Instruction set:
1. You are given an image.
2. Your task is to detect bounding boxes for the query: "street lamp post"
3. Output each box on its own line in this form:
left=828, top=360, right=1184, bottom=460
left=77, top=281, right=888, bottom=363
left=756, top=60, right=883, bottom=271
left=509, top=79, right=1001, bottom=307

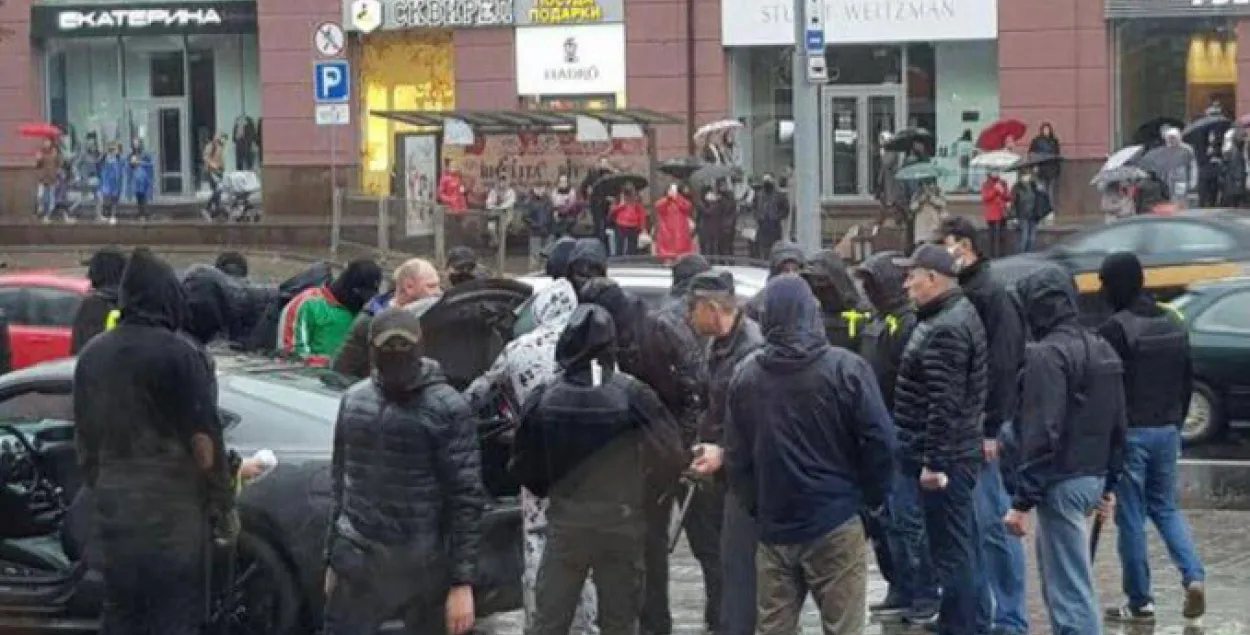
left=792, top=0, right=826, bottom=253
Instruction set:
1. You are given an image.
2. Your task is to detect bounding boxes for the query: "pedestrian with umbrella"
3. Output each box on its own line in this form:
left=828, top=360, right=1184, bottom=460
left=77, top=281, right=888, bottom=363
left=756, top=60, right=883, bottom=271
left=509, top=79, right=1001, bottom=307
left=33, top=135, right=63, bottom=222
left=981, top=170, right=1011, bottom=257
left=1138, top=128, right=1197, bottom=209
left=609, top=182, right=648, bottom=256
left=580, top=157, right=616, bottom=247
left=1008, top=158, right=1056, bottom=253
left=697, top=179, right=737, bottom=257
left=1028, top=123, right=1063, bottom=206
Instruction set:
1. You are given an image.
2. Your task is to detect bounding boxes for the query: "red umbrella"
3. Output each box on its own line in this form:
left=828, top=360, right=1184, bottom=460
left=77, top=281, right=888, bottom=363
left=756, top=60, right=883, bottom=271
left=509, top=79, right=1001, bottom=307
left=976, top=119, right=1028, bottom=151
left=17, top=123, right=63, bottom=139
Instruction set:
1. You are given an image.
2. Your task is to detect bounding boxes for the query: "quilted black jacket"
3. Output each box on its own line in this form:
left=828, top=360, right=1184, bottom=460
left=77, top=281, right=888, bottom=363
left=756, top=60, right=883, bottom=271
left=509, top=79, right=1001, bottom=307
left=893, top=289, right=988, bottom=470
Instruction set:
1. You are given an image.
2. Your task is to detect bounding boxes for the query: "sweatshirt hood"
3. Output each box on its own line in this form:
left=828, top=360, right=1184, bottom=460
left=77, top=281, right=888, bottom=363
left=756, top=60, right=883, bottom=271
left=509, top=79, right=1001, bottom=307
left=568, top=238, right=608, bottom=273
left=803, top=250, right=863, bottom=313
left=1016, top=263, right=1080, bottom=340
left=86, top=247, right=127, bottom=289
left=330, top=259, right=383, bottom=314
left=670, top=254, right=712, bottom=296
left=1098, top=252, right=1144, bottom=312
left=118, top=249, right=189, bottom=331
left=532, top=279, right=579, bottom=328
left=556, top=304, right=617, bottom=376
left=545, top=237, right=578, bottom=278
left=767, top=240, right=805, bottom=277
left=758, top=274, right=828, bottom=371
left=856, top=251, right=908, bottom=313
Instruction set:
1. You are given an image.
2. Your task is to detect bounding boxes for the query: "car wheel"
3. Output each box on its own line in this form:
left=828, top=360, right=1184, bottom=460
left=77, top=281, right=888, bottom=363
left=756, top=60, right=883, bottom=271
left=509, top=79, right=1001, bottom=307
left=1183, top=381, right=1226, bottom=446
left=223, top=531, right=301, bottom=635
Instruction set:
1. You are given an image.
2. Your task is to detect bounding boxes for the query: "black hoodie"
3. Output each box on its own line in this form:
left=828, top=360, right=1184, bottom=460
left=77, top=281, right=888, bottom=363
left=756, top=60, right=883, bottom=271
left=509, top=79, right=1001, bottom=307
left=855, top=252, right=916, bottom=413
left=71, top=248, right=127, bottom=354
left=803, top=250, right=871, bottom=350
left=329, top=259, right=383, bottom=315
left=956, top=257, right=1025, bottom=438
left=566, top=238, right=609, bottom=290
left=744, top=240, right=806, bottom=322
left=1007, top=265, right=1126, bottom=512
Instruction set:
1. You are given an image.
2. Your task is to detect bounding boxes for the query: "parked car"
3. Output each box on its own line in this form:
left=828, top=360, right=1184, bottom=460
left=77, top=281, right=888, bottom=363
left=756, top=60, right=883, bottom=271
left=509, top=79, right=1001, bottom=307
left=0, top=273, right=88, bottom=370
left=519, top=256, right=771, bottom=306
left=1171, top=277, right=1250, bottom=445
left=0, top=279, right=531, bottom=634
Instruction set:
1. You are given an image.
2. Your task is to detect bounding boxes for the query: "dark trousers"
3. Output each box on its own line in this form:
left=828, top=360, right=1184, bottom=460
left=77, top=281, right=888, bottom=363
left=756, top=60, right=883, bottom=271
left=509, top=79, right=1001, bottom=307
left=616, top=227, right=642, bottom=256
left=986, top=220, right=1005, bottom=258
left=324, top=575, right=446, bottom=635
left=533, top=521, right=645, bottom=635
left=755, top=224, right=782, bottom=259
left=205, top=171, right=223, bottom=216
left=235, top=144, right=254, bottom=171
left=99, top=541, right=208, bottom=635
left=683, top=482, right=724, bottom=631
left=641, top=489, right=673, bottom=634
left=862, top=511, right=895, bottom=586
left=720, top=489, right=758, bottom=635
left=919, top=461, right=985, bottom=635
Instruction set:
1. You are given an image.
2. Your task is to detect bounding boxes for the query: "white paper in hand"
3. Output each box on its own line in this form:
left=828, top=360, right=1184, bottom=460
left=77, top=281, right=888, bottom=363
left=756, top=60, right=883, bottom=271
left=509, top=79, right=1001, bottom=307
left=591, top=360, right=604, bottom=387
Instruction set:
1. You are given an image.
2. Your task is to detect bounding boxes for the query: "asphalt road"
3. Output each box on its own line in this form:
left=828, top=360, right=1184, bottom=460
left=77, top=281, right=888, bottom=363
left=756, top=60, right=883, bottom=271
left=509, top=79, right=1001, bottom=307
left=485, top=509, right=1250, bottom=635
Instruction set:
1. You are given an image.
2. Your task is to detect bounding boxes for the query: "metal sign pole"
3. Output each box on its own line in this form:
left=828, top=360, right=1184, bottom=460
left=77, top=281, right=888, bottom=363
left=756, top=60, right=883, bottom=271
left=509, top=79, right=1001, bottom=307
left=793, top=0, right=825, bottom=253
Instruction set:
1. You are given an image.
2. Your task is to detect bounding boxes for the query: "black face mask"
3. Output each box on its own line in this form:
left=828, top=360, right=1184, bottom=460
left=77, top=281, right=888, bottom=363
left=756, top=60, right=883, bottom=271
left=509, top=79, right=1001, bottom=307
left=449, top=268, right=477, bottom=286
left=373, top=340, right=424, bottom=397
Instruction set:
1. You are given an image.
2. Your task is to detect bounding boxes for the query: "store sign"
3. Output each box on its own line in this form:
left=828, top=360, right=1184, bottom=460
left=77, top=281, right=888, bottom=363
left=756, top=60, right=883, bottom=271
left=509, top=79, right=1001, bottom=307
left=720, top=0, right=997, bottom=47
left=342, top=0, right=514, bottom=30
left=515, top=24, right=626, bottom=96
left=31, top=2, right=257, bottom=37
left=513, top=0, right=623, bottom=25
left=1105, top=0, right=1250, bottom=18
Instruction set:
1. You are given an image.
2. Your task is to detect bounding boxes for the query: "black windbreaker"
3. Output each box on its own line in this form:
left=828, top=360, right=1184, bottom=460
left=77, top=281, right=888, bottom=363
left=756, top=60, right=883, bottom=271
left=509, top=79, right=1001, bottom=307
left=855, top=253, right=917, bottom=413
left=70, top=248, right=127, bottom=354
left=803, top=250, right=871, bottom=351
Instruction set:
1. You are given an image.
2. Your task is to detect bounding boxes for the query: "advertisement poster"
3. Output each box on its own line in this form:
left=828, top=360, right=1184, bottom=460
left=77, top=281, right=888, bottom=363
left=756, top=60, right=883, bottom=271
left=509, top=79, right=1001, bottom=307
left=402, top=134, right=439, bottom=237
left=441, top=132, right=649, bottom=205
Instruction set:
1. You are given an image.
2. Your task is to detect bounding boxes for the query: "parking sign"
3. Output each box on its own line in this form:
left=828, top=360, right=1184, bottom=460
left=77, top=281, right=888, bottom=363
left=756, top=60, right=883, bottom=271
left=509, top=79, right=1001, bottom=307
left=314, top=60, right=350, bottom=103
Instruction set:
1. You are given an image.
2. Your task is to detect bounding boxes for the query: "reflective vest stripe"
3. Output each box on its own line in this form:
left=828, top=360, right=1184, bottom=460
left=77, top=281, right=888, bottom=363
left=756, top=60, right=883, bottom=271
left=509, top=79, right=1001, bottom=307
left=105, top=309, right=120, bottom=331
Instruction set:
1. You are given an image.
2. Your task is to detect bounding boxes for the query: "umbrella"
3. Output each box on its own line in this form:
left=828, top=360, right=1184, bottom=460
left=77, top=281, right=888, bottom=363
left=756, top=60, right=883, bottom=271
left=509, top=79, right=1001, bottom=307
left=1133, top=117, right=1185, bottom=147
left=693, top=119, right=744, bottom=143
left=1181, top=114, right=1231, bottom=146
left=976, top=119, right=1028, bottom=152
left=591, top=172, right=648, bottom=199
left=970, top=150, right=1021, bottom=170
left=1091, top=165, right=1148, bottom=187
left=1135, top=144, right=1189, bottom=177
left=658, top=157, right=702, bottom=181
left=1100, top=145, right=1144, bottom=173
left=689, top=163, right=741, bottom=187
left=1005, top=152, right=1062, bottom=172
left=893, top=162, right=947, bottom=182
left=18, top=123, right=63, bottom=139
left=884, top=127, right=934, bottom=153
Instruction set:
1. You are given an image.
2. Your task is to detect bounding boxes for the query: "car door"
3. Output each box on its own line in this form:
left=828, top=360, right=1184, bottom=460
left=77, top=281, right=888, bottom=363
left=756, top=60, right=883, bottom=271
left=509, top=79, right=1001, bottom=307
left=1189, top=290, right=1250, bottom=419
left=1051, top=222, right=1151, bottom=319
left=0, top=288, right=34, bottom=371
left=20, top=287, right=82, bottom=367
left=1138, top=219, right=1246, bottom=301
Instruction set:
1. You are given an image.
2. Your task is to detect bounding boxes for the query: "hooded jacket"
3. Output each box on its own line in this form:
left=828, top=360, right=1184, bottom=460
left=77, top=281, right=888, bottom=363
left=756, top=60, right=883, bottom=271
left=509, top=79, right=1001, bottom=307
left=511, top=305, right=684, bottom=530
left=71, top=248, right=127, bottom=354
left=803, top=250, right=871, bottom=350
left=510, top=237, right=580, bottom=339
left=893, top=287, right=988, bottom=471
left=282, top=260, right=381, bottom=359
left=180, top=264, right=278, bottom=347
left=744, top=240, right=805, bottom=322
left=1096, top=252, right=1192, bottom=428
left=724, top=275, right=895, bottom=546
left=957, top=257, right=1025, bottom=438
left=855, top=253, right=917, bottom=413
left=329, top=357, right=484, bottom=585
left=566, top=238, right=609, bottom=289
left=1007, top=266, right=1126, bottom=512
left=73, top=250, right=223, bottom=557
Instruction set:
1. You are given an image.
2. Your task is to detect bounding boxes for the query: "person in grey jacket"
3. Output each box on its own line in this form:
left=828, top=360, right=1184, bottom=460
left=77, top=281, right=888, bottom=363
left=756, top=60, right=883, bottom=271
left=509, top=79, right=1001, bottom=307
left=323, top=308, right=485, bottom=635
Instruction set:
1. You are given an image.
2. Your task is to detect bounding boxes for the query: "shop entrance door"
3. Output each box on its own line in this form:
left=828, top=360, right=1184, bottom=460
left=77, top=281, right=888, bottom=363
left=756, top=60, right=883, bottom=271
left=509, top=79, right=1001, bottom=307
left=819, top=86, right=904, bottom=198
left=128, top=99, right=191, bottom=198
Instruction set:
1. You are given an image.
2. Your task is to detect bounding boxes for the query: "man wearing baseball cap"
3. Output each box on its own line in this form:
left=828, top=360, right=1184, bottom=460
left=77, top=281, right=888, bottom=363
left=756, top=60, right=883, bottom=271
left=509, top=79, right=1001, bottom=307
left=891, top=243, right=989, bottom=635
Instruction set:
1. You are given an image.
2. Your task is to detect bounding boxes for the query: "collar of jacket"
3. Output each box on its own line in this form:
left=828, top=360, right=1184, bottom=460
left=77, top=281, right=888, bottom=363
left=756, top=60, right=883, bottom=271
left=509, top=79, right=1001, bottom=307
left=957, top=256, right=990, bottom=287
left=916, top=287, right=963, bottom=320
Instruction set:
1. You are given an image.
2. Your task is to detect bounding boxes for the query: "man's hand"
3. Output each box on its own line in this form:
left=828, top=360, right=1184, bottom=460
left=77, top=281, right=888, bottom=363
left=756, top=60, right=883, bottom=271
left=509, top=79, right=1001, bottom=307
left=324, top=568, right=336, bottom=596
left=919, top=466, right=948, bottom=491
left=1097, top=493, right=1116, bottom=521
left=1003, top=509, right=1029, bottom=537
left=690, top=444, right=724, bottom=476
left=446, top=585, right=475, bottom=635
left=983, top=438, right=1000, bottom=462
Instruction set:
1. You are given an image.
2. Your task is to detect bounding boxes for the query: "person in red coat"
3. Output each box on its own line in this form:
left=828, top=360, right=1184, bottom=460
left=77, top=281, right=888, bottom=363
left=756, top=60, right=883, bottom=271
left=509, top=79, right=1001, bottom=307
left=981, top=171, right=1010, bottom=258
left=438, top=163, right=470, bottom=245
left=654, top=183, right=695, bottom=261
left=609, top=183, right=648, bottom=256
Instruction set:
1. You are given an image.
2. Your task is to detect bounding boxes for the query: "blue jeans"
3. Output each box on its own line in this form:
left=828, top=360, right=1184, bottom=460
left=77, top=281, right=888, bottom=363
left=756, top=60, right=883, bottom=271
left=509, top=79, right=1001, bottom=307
left=919, top=460, right=984, bottom=635
left=887, top=457, right=939, bottom=607
left=1114, top=426, right=1206, bottom=608
left=1017, top=220, right=1038, bottom=253
left=974, top=459, right=1029, bottom=634
left=36, top=183, right=56, bottom=217
left=720, top=488, right=758, bottom=635
left=1035, top=475, right=1103, bottom=635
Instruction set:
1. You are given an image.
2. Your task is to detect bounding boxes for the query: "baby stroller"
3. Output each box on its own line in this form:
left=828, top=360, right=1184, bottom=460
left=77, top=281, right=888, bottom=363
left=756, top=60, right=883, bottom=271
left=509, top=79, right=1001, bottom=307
left=220, top=171, right=262, bottom=222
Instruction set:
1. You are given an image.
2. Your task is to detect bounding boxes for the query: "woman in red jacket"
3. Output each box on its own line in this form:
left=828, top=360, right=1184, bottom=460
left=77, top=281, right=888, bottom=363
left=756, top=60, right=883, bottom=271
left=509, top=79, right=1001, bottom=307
left=981, top=171, right=1010, bottom=257
left=654, top=183, right=695, bottom=260
left=609, top=183, right=648, bottom=256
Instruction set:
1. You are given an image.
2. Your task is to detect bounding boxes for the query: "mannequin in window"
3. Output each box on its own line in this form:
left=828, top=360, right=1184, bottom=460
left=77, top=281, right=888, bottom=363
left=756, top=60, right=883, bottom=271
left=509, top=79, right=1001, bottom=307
left=233, top=115, right=258, bottom=171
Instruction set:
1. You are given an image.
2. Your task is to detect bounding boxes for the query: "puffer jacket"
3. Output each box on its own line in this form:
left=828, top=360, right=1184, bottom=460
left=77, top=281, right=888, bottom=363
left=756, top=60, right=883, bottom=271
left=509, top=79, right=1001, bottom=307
left=855, top=253, right=916, bottom=413
left=327, top=359, right=485, bottom=585
left=181, top=264, right=279, bottom=348
left=803, top=250, right=871, bottom=350
left=1006, top=265, right=1126, bottom=512
left=893, top=288, right=988, bottom=470
left=744, top=240, right=806, bottom=322
left=699, top=313, right=764, bottom=444
left=956, top=257, right=1025, bottom=438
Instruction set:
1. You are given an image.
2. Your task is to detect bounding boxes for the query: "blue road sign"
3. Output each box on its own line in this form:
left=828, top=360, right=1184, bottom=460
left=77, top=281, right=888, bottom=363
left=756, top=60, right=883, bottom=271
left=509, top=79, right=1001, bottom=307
left=314, top=60, right=350, bottom=103
left=804, top=29, right=824, bottom=53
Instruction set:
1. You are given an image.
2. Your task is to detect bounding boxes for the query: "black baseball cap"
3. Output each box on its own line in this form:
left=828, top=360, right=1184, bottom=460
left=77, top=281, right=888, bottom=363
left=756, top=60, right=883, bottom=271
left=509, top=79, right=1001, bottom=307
left=446, top=246, right=477, bottom=270
left=892, top=243, right=960, bottom=278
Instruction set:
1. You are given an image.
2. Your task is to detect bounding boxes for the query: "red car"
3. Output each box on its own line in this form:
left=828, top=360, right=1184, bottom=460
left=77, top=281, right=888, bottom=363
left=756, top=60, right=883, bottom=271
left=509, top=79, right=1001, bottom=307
left=0, top=272, right=89, bottom=370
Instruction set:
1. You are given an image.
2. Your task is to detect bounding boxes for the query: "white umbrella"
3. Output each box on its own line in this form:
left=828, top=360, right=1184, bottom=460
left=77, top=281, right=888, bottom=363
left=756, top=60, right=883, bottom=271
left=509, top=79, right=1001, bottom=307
left=969, top=150, right=1020, bottom=169
left=1100, top=145, right=1144, bottom=173
left=693, top=119, right=744, bottom=143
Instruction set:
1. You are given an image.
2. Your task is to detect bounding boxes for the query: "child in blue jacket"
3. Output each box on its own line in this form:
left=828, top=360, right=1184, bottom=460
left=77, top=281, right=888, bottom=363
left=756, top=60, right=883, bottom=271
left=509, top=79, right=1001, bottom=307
left=127, top=139, right=155, bottom=221
left=98, top=143, right=125, bottom=224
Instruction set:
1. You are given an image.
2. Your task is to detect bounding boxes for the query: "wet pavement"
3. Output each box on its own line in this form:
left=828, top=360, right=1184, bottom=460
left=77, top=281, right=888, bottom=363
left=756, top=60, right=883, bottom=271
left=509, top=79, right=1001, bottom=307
left=488, top=509, right=1250, bottom=635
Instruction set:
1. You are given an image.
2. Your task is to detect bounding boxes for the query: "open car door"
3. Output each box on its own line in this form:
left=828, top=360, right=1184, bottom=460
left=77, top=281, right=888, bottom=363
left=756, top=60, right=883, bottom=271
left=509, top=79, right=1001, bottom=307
left=418, top=278, right=533, bottom=391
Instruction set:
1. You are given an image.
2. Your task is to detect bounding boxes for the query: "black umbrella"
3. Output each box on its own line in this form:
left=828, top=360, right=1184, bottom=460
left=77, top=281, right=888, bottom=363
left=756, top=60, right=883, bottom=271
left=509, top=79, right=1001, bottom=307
left=689, top=163, right=742, bottom=188
left=1182, top=114, right=1232, bottom=146
left=1005, top=152, right=1062, bottom=172
left=591, top=172, right=648, bottom=199
left=884, top=127, right=934, bottom=153
left=658, top=157, right=701, bottom=181
left=1133, top=116, right=1185, bottom=147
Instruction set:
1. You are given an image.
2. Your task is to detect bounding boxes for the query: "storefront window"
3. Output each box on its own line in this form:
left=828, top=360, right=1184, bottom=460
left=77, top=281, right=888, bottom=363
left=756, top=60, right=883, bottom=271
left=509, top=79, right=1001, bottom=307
left=738, top=46, right=793, bottom=178
left=911, top=41, right=1000, bottom=195
left=360, top=30, right=455, bottom=196
left=1117, top=18, right=1236, bottom=145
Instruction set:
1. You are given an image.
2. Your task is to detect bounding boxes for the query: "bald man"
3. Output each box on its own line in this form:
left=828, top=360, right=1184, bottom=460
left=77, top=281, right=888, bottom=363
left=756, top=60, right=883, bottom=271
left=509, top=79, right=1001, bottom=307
left=333, top=258, right=442, bottom=379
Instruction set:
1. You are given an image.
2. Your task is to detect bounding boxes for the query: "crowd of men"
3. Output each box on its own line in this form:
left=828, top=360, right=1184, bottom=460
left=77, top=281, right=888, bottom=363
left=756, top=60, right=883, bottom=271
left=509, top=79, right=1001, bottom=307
left=64, top=220, right=1209, bottom=635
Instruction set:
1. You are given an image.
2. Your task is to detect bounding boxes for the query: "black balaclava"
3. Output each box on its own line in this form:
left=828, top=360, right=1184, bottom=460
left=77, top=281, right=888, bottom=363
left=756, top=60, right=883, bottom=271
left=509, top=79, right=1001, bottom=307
left=85, top=246, right=127, bottom=289
left=1099, top=252, right=1145, bottom=312
left=544, top=237, right=578, bottom=278
left=447, top=246, right=480, bottom=286
left=330, top=259, right=383, bottom=315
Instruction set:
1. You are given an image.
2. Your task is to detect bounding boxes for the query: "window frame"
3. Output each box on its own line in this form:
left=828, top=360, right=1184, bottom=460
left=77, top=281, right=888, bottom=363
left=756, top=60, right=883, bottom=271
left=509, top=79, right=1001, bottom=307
left=22, top=285, right=84, bottom=329
left=1142, top=220, right=1239, bottom=256
left=0, top=287, right=28, bottom=325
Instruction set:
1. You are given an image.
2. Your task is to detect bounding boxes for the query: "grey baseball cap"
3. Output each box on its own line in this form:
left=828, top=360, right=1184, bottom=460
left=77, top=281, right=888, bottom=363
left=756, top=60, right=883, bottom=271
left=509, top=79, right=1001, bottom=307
left=369, top=307, right=423, bottom=347
left=892, top=243, right=959, bottom=278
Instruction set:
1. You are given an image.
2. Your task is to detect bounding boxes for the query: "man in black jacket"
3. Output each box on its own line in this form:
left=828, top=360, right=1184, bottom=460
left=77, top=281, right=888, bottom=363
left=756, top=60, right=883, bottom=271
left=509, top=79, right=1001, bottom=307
left=1097, top=252, right=1206, bottom=623
left=744, top=240, right=805, bottom=322
left=323, top=308, right=484, bottom=635
left=802, top=250, right=872, bottom=350
left=70, top=246, right=127, bottom=353
left=685, top=270, right=763, bottom=635
left=893, top=244, right=988, bottom=635
left=1001, top=265, right=1125, bottom=635
left=939, top=216, right=1029, bottom=635
left=854, top=252, right=937, bottom=618
left=513, top=305, right=685, bottom=635
left=74, top=248, right=228, bottom=635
